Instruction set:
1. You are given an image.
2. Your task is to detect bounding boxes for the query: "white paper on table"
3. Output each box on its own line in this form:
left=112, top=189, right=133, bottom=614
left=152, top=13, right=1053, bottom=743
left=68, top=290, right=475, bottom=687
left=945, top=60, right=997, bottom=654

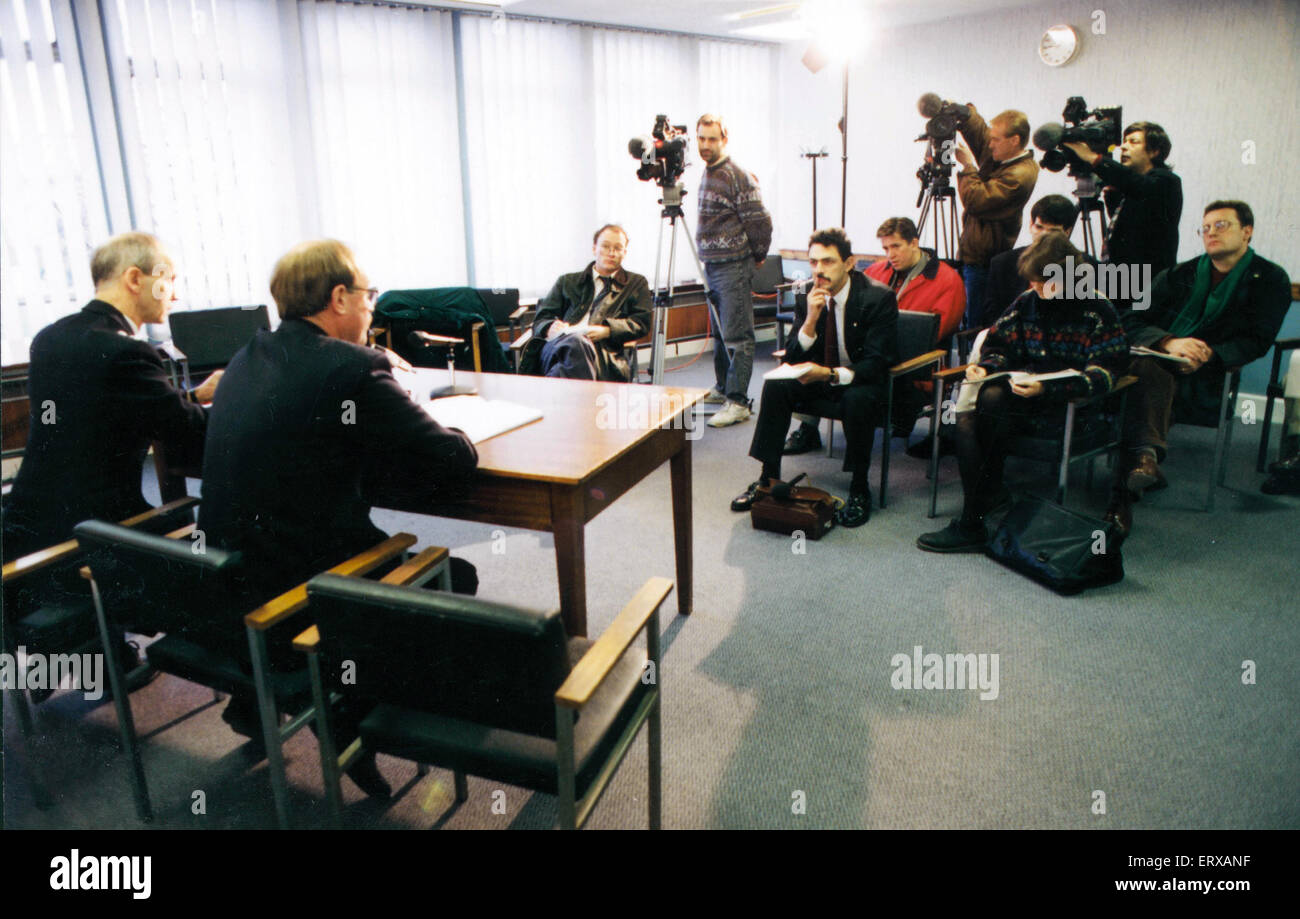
left=420, top=394, right=543, bottom=444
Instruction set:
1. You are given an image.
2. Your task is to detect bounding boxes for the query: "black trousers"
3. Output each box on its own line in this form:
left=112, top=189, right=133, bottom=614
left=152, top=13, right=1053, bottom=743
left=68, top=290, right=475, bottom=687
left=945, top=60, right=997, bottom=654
left=955, top=380, right=1035, bottom=523
left=749, top=377, right=885, bottom=479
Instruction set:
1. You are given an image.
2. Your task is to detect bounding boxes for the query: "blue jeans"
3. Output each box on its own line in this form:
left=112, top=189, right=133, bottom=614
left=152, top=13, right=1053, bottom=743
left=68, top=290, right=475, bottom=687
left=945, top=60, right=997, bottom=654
left=962, top=264, right=989, bottom=330
left=703, top=257, right=756, bottom=403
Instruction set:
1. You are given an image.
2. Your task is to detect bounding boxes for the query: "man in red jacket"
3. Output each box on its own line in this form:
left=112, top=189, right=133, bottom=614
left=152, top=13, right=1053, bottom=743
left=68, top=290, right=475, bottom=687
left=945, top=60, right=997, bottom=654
left=781, top=217, right=964, bottom=454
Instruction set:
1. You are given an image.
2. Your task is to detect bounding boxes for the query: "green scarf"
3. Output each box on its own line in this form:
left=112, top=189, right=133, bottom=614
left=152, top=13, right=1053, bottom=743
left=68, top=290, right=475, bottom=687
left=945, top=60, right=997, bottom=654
left=1168, top=247, right=1255, bottom=337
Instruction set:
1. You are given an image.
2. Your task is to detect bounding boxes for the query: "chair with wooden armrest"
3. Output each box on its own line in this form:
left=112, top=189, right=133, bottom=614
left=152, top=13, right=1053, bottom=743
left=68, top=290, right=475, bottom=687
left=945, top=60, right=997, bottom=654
left=819, top=310, right=945, bottom=508
left=296, top=574, right=671, bottom=829
left=1, top=497, right=198, bottom=809
left=924, top=368, right=1138, bottom=517
left=1256, top=335, right=1299, bottom=472
left=73, top=520, right=444, bottom=827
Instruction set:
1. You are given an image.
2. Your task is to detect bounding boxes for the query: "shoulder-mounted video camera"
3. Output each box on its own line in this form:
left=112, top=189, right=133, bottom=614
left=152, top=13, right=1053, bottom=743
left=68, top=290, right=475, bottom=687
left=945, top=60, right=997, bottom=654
left=1034, top=96, right=1123, bottom=174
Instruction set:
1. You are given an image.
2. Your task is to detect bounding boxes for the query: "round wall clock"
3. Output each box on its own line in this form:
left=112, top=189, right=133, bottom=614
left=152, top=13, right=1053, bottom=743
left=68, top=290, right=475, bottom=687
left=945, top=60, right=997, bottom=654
left=1038, top=24, right=1079, bottom=67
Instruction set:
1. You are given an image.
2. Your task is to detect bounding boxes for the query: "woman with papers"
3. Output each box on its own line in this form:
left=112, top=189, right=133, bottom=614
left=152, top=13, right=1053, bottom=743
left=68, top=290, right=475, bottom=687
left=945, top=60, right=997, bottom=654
left=917, top=231, right=1129, bottom=552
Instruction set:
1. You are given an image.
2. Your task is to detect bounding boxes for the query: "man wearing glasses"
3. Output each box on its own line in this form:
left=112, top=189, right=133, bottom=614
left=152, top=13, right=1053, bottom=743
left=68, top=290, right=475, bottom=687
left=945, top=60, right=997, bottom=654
left=523, top=224, right=651, bottom=382
left=197, top=239, right=479, bottom=797
left=1120, top=201, right=1291, bottom=497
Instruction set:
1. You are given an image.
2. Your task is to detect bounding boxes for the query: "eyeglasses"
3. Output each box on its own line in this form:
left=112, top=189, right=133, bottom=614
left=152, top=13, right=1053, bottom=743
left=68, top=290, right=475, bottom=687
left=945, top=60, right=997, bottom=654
left=1197, top=220, right=1238, bottom=237
left=597, top=244, right=627, bottom=254
left=349, top=286, right=380, bottom=303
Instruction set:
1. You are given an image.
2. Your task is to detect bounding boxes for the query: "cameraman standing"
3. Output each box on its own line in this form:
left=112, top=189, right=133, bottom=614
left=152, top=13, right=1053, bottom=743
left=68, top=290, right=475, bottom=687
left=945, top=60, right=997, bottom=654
left=1064, top=122, right=1182, bottom=311
left=696, top=113, right=773, bottom=428
left=952, top=105, right=1039, bottom=329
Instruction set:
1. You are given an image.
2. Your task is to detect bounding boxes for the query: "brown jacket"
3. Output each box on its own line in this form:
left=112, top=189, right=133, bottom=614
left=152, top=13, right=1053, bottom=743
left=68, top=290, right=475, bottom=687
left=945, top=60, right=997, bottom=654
left=956, top=107, right=1039, bottom=266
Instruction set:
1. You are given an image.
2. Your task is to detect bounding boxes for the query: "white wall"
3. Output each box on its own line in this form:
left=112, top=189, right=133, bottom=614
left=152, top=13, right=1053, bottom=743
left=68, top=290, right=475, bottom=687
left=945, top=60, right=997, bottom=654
left=769, top=0, right=1300, bottom=279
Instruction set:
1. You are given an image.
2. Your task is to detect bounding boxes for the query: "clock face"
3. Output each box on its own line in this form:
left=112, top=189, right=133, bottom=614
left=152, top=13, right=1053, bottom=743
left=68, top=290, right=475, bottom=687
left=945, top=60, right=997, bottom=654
left=1039, top=24, right=1078, bottom=67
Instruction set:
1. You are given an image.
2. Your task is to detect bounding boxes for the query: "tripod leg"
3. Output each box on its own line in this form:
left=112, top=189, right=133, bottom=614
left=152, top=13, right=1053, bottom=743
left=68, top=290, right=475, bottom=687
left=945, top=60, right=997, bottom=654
left=676, top=218, right=728, bottom=343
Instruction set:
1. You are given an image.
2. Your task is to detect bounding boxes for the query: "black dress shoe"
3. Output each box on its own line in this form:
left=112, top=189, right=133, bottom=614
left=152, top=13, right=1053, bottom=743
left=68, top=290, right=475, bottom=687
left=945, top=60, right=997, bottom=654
left=345, top=752, right=392, bottom=800
left=916, top=519, right=987, bottom=553
left=1260, top=469, right=1300, bottom=495
left=1267, top=452, right=1300, bottom=475
left=730, top=480, right=764, bottom=512
left=835, top=491, right=871, bottom=528
left=782, top=425, right=822, bottom=455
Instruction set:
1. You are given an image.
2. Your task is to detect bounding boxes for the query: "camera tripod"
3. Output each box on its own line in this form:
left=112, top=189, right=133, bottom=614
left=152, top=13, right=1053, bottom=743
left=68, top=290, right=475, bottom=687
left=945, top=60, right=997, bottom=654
left=917, top=177, right=960, bottom=261
left=647, top=181, right=725, bottom=387
left=1071, top=173, right=1109, bottom=260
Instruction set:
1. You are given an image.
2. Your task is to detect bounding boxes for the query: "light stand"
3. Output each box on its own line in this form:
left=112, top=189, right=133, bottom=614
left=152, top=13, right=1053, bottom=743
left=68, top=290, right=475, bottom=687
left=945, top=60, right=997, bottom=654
left=838, top=64, right=848, bottom=227
left=801, top=148, right=829, bottom=230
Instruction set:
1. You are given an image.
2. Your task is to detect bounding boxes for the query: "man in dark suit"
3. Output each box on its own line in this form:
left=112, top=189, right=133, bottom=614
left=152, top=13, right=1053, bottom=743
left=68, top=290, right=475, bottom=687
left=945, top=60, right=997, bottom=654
left=730, top=228, right=898, bottom=527
left=198, top=239, right=478, bottom=797
left=2, top=232, right=217, bottom=560
left=522, top=224, right=651, bottom=382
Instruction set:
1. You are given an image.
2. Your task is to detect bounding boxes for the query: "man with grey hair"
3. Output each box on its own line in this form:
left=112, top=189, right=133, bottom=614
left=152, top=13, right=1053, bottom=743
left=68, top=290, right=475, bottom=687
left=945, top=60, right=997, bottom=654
left=2, top=231, right=219, bottom=559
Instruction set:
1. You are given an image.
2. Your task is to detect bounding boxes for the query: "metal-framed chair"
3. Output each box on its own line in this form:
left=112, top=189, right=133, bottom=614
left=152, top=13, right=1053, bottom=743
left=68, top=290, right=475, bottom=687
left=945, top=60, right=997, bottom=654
left=924, top=367, right=1138, bottom=518
left=74, top=520, right=445, bottom=827
left=1, top=497, right=198, bottom=809
left=1256, top=337, right=1299, bottom=472
left=295, top=575, right=671, bottom=830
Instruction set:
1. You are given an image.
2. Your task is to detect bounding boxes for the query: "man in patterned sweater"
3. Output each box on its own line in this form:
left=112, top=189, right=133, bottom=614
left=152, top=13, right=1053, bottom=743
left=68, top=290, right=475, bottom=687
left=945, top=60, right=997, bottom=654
left=917, top=231, right=1129, bottom=553
left=695, top=113, right=773, bottom=428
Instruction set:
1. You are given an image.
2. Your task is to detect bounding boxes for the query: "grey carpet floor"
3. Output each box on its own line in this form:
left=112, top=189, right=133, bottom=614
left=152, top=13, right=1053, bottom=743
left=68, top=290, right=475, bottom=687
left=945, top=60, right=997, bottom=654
left=5, top=342, right=1298, bottom=829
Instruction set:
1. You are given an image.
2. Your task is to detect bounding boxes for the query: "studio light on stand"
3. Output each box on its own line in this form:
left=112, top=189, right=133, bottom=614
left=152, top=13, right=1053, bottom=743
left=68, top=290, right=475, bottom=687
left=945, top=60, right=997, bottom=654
left=798, top=0, right=870, bottom=230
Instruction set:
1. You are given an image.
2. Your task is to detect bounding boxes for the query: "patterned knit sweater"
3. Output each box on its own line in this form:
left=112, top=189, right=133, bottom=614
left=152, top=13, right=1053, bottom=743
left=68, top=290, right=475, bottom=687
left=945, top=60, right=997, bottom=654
left=696, top=157, right=773, bottom=264
left=979, top=292, right=1130, bottom=401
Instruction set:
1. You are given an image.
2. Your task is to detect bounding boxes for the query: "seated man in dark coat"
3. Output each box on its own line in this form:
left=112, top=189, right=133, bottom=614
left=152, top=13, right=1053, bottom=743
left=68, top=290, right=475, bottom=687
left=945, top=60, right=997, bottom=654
left=3, top=232, right=217, bottom=560
left=730, top=227, right=899, bottom=527
left=522, top=224, right=651, bottom=382
left=1121, top=200, right=1292, bottom=494
left=982, top=194, right=1081, bottom=327
left=198, top=239, right=479, bottom=797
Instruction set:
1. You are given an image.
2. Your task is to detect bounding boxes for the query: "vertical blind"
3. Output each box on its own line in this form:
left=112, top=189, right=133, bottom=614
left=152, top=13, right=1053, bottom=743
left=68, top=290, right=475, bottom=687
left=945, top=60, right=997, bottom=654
left=0, top=0, right=107, bottom=364
left=0, top=0, right=779, bottom=362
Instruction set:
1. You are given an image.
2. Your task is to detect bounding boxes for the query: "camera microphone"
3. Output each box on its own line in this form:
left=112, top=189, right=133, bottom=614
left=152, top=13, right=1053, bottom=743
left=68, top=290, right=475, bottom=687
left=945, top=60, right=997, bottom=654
left=917, top=93, right=943, bottom=117
left=1033, top=122, right=1065, bottom=152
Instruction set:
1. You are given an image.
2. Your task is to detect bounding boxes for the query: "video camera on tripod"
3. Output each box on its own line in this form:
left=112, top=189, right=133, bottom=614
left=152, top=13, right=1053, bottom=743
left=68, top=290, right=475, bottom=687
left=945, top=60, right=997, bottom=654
left=628, top=114, right=691, bottom=187
left=913, top=93, right=971, bottom=198
left=1033, top=96, right=1123, bottom=175
left=912, top=93, right=971, bottom=260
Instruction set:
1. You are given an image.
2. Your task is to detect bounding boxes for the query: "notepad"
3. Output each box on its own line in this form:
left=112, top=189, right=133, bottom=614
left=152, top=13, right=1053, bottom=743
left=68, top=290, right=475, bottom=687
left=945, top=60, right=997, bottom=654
left=980, top=368, right=1085, bottom=384
left=1131, top=346, right=1193, bottom=365
left=421, top=395, right=543, bottom=444
left=763, top=363, right=816, bottom=381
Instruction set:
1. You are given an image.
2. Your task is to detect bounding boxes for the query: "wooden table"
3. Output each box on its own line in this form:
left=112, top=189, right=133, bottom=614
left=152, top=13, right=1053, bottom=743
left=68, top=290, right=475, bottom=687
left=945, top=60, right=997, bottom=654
left=383, top=370, right=705, bottom=636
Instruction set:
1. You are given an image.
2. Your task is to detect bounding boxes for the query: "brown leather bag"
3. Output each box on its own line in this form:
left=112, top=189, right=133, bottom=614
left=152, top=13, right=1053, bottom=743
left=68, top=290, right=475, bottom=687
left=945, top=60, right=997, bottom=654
left=750, top=474, right=842, bottom=540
